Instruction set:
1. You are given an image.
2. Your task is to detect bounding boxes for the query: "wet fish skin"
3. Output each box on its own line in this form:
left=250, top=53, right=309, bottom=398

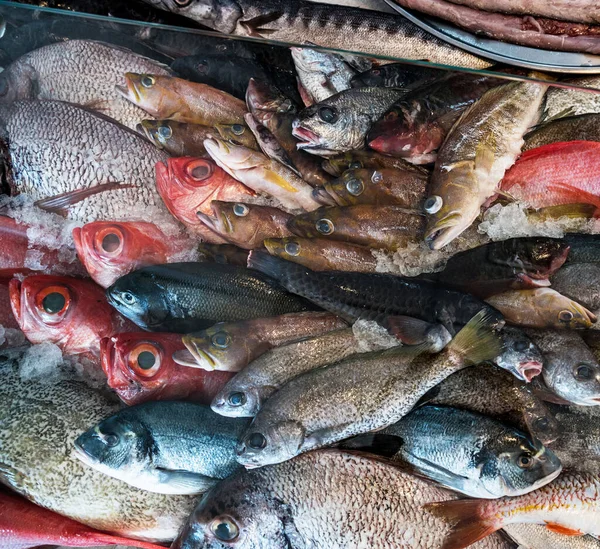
left=551, top=263, right=600, bottom=314
left=545, top=76, right=600, bottom=119
left=504, top=523, right=600, bottom=549
left=0, top=348, right=195, bottom=541
left=564, top=234, right=600, bottom=265
left=485, top=288, right=597, bottom=330
left=215, top=122, right=259, bottom=150
left=351, top=62, right=442, bottom=89
left=264, top=237, right=379, bottom=272
left=178, top=312, right=346, bottom=372
left=523, top=114, right=600, bottom=152
left=172, top=449, right=512, bottom=549
left=139, top=120, right=212, bottom=157
left=196, top=242, right=250, bottom=267
left=322, top=149, right=429, bottom=176
left=495, top=326, right=544, bottom=383
left=292, top=87, right=405, bottom=155
left=425, top=81, right=548, bottom=250
left=0, top=40, right=171, bottom=130
left=106, top=262, right=314, bottom=332
left=74, top=401, right=248, bottom=494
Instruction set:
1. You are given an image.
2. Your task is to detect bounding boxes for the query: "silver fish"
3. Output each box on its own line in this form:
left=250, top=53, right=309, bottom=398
left=504, top=523, right=600, bottom=549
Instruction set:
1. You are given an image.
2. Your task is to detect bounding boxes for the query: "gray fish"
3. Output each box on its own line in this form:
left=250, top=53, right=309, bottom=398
left=504, top=523, right=600, bottom=549
left=0, top=348, right=194, bottom=541
left=210, top=326, right=402, bottom=418
left=74, top=401, right=248, bottom=495
left=0, top=100, right=169, bottom=224
left=495, top=327, right=544, bottom=383
left=236, top=311, right=501, bottom=468
left=141, top=0, right=491, bottom=69
left=292, top=87, right=405, bottom=155
left=344, top=405, right=562, bottom=498
left=351, top=62, right=442, bottom=89
left=106, top=262, right=314, bottom=332
left=551, top=262, right=600, bottom=314
left=524, top=114, right=600, bottom=152
left=525, top=329, right=600, bottom=406
left=172, top=449, right=513, bottom=549
left=0, top=40, right=171, bottom=130
left=545, top=76, right=600, bottom=119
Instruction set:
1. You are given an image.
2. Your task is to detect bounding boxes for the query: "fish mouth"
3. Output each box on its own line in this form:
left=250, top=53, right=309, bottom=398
left=425, top=213, right=464, bottom=251
left=517, top=361, right=543, bottom=383
left=196, top=211, right=230, bottom=238
left=72, top=442, right=98, bottom=467
left=311, top=186, right=338, bottom=206
left=292, top=126, right=322, bottom=149
left=172, top=349, right=200, bottom=368
left=181, top=335, right=217, bottom=371
left=115, top=74, right=140, bottom=105
left=8, top=279, right=21, bottom=324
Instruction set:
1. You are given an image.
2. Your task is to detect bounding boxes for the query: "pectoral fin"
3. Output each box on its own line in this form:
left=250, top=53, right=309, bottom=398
left=156, top=468, right=217, bottom=494
left=35, top=182, right=135, bottom=215
left=239, top=12, right=283, bottom=37
left=545, top=523, right=584, bottom=536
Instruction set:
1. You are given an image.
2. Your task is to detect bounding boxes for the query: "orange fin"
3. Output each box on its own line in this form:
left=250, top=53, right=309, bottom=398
left=35, top=182, right=135, bottom=215
left=425, top=499, right=499, bottom=549
left=545, top=523, right=584, bottom=536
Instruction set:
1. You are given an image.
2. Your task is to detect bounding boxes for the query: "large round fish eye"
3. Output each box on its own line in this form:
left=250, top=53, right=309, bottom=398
left=211, top=331, right=231, bottom=349
left=424, top=195, right=443, bottom=214
left=316, top=218, right=334, bottom=235
left=558, top=310, right=574, bottom=322
left=158, top=124, right=173, bottom=140
left=128, top=343, right=162, bottom=378
left=101, top=233, right=121, bottom=254
left=574, top=363, right=595, bottom=381
left=121, top=292, right=136, bottom=305
left=210, top=516, right=240, bottom=542
left=231, top=124, right=245, bottom=136
left=284, top=242, right=300, bottom=256
left=517, top=453, right=534, bottom=469
left=349, top=161, right=362, bottom=169
left=104, top=433, right=120, bottom=448
left=233, top=204, right=249, bottom=217
left=35, top=285, right=71, bottom=319
left=228, top=392, right=247, bottom=407
left=533, top=417, right=550, bottom=432
left=247, top=432, right=267, bottom=449
left=318, top=106, right=338, bottom=124
left=346, top=177, right=364, bottom=196
left=141, top=75, right=155, bottom=88
left=186, top=159, right=214, bottom=182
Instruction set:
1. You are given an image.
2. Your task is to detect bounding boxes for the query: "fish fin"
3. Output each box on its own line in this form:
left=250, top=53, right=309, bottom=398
left=536, top=106, right=576, bottom=127
left=339, top=433, right=404, bottom=457
left=545, top=523, right=584, bottom=536
left=264, top=170, right=300, bottom=193
left=475, top=141, right=495, bottom=173
left=384, top=316, right=450, bottom=351
left=156, top=468, right=217, bottom=494
left=527, top=203, right=600, bottom=221
left=544, top=183, right=600, bottom=209
left=248, top=249, right=306, bottom=278
left=424, top=499, right=498, bottom=549
left=532, top=383, right=573, bottom=405
left=415, top=385, right=441, bottom=407
left=494, top=189, right=517, bottom=202
left=35, top=182, right=135, bottom=215
left=447, top=310, right=504, bottom=366
left=0, top=461, right=23, bottom=487
left=403, top=453, right=473, bottom=492
left=239, top=12, right=284, bottom=37
left=82, top=98, right=113, bottom=113
left=297, top=77, right=314, bottom=107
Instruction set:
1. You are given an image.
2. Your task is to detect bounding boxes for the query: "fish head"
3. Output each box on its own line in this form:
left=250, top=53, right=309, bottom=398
left=0, top=63, right=37, bottom=103
left=117, top=73, right=181, bottom=118
left=139, top=119, right=179, bottom=150
left=505, top=239, right=570, bottom=279
left=287, top=207, right=339, bottom=239
left=263, top=237, right=316, bottom=265
left=535, top=288, right=597, bottom=329
left=519, top=395, right=561, bottom=446
left=73, top=221, right=169, bottom=289
left=495, top=327, right=544, bottom=383
left=246, top=78, right=296, bottom=116
left=319, top=168, right=376, bottom=206
left=204, top=137, right=264, bottom=175
left=211, top=384, right=263, bottom=418
left=478, top=431, right=562, bottom=498
left=9, top=274, right=115, bottom=355
left=321, top=153, right=365, bottom=177
left=236, top=420, right=305, bottom=468
left=215, top=123, right=256, bottom=149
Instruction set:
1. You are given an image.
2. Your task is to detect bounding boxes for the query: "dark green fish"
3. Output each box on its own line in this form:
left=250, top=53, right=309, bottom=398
left=524, top=114, right=600, bottom=152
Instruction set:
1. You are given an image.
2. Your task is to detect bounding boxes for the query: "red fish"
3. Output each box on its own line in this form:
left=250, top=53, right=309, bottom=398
left=9, top=275, right=130, bottom=355
left=155, top=157, right=255, bottom=242
left=0, top=488, right=167, bottom=549
left=73, top=221, right=194, bottom=288
left=501, top=140, right=600, bottom=209
left=101, top=331, right=234, bottom=405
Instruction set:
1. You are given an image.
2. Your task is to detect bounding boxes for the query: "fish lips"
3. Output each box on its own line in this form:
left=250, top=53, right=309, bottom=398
left=517, top=360, right=544, bottom=383
left=292, top=125, right=335, bottom=155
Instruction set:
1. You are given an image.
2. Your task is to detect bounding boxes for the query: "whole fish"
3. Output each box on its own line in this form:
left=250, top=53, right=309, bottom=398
left=345, top=405, right=562, bottom=498
left=211, top=326, right=404, bottom=418
left=434, top=238, right=570, bottom=298
left=0, top=40, right=171, bottom=130
left=495, top=327, right=544, bottom=383
left=74, top=401, right=247, bottom=494
left=236, top=312, right=500, bottom=467
left=524, top=114, right=600, bottom=152
left=504, top=523, right=600, bottom=549
left=0, top=489, right=168, bottom=549
left=351, top=62, right=442, bottom=89
left=368, top=74, right=503, bottom=164
left=198, top=201, right=294, bottom=249
left=215, top=122, right=260, bottom=150
left=246, top=79, right=330, bottom=186
left=138, top=120, right=212, bottom=157
left=501, top=141, right=600, bottom=209
left=172, top=450, right=513, bottom=549
left=525, top=329, right=600, bottom=406
left=9, top=274, right=129, bottom=356
left=118, top=73, right=247, bottom=125
left=155, top=156, right=255, bottom=240
left=73, top=221, right=195, bottom=288
left=175, top=312, right=346, bottom=371
left=425, top=81, right=548, bottom=250
left=322, top=149, right=428, bottom=176
left=292, top=87, right=405, bottom=155
left=312, top=167, right=428, bottom=208
left=288, top=204, right=425, bottom=250
left=485, top=288, right=596, bottom=329
left=264, top=237, right=379, bottom=272
left=101, top=331, right=234, bottom=405
left=427, top=364, right=561, bottom=445
left=291, top=46, right=356, bottom=106
left=106, top=262, right=314, bottom=332
left=197, top=242, right=250, bottom=266
left=551, top=263, right=600, bottom=314
left=0, top=348, right=195, bottom=541
left=428, top=472, right=600, bottom=549
left=141, top=0, right=491, bottom=69
left=0, top=100, right=169, bottom=223
left=204, top=137, right=320, bottom=211
left=248, top=251, right=502, bottom=338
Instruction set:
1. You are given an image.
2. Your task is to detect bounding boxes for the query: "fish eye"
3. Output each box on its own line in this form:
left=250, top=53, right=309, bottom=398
left=228, top=392, right=247, bottom=407
left=533, top=417, right=550, bottom=432
left=315, top=218, right=334, bottom=235
left=104, top=434, right=119, bottom=447
left=140, top=75, right=155, bottom=88
left=424, top=195, right=443, bottom=214
left=211, top=331, right=231, bottom=349
left=349, top=161, right=362, bottom=169
left=558, top=310, right=574, bottom=322
left=346, top=177, right=364, bottom=196
left=101, top=233, right=121, bottom=254
left=158, top=124, right=172, bottom=140
left=575, top=363, right=595, bottom=381
left=137, top=351, right=156, bottom=370
left=231, top=124, right=245, bottom=136
left=233, top=203, right=249, bottom=217
left=35, top=286, right=71, bottom=319
left=371, top=170, right=383, bottom=183
left=43, top=292, right=66, bottom=314
left=517, top=453, right=533, bottom=469
left=174, top=0, right=193, bottom=5
left=186, top=160, right=214, bottom=182
left=318, top=106, right=338, bottom=124
left=210, top=516, right=239, bottom=542
left=128, top=343, right=162, bottom=378
left=513, top=340, right=529, bottom=352
left=284, top=242, right=300, bottom=256
left=371, top=69, right=381, bottom=76
left=247, top=432, right=267, bottom=449
left=122, top=292, right=136, bottom=305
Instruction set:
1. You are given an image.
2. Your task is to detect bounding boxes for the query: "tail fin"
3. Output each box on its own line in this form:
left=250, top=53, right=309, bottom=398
left=448, top=310, right=504, bottom=366
left=425, top=499, right=499, bottom=549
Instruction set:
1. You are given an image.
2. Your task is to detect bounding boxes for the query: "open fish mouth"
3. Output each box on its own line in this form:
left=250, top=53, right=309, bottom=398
left=292, top=126, right=323, bottom=149
left=517, top=360, right=544, bottom=383
left=171, top=348, right=200, bottom=368
left=72, top=442, right=98, bottom=467
left=181, top=336, right=218, bottom=370
left=196, top=211, right=230, bottom=238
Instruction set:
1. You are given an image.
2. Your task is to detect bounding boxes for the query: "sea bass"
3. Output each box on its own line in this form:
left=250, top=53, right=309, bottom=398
left=101, top=331, right=233, bottom=405
left=425, top=80, right=548, bottom=250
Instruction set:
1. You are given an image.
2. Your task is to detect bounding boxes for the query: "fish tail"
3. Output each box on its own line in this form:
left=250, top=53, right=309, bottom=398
left=424, top=499, right=499, bottom=549
left=448, top=310, right=503, bottom=366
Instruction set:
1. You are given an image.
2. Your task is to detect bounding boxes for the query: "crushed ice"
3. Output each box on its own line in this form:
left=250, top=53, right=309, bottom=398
left=352, top=319, right=400, bottom=351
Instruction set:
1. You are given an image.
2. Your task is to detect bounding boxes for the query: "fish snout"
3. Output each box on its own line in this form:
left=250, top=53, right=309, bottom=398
left=311, top=186, right=337, bottom=206
left=518, top=360, right=543, bottom=383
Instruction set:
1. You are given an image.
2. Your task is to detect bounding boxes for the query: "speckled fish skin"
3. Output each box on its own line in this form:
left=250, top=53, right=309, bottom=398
left=0, top=348, right=195, bottom=542
left=495, top=326, right=544, bottom=383
left=0, top=100, right=169, bottom=223
left=523, top=114, right=600, bottom=152
left=172, top=450, right=513, bottom=549
left=545, top=76, right=600, bottom=119
left=425, top=81, right=548, bottom=250
left=504, top=523, right=600, bottom=549
left=0, top=40, right=171, bottom=130
left=322, top=149, right=429, bottom=176
left=551, top=263, right=600, bottom=315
